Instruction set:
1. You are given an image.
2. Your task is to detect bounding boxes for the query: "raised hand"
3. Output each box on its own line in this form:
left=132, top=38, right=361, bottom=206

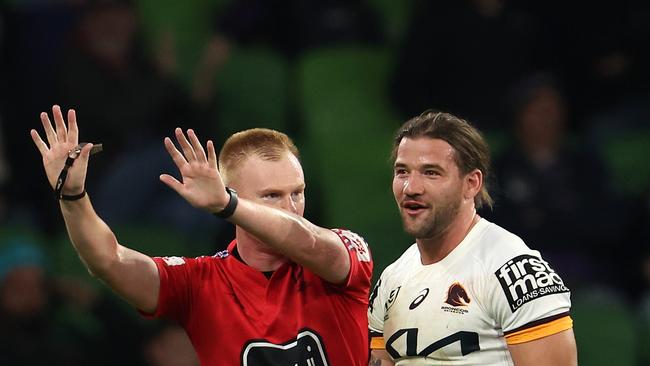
left=160, top=128, right=229, bottom=213
left=30, top=105, right=93, bottom=196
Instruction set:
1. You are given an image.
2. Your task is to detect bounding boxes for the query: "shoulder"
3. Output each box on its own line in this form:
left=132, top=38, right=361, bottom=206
left=154, top=251, right=229, bottom=271
left=378, top=243, right=420, bottom=282
left=331, top=228, right=371, bottom=261
left=331, top=228, right=368, bottom=246
left=467, top=219, right=538, bottom=273
left=470, top=220, right=571, bottom=316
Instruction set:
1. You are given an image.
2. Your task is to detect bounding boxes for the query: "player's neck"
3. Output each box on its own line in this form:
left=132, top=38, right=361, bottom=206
left=416, top=208, right=479, bottom=265
left=235, top=229, right=288, bottom=272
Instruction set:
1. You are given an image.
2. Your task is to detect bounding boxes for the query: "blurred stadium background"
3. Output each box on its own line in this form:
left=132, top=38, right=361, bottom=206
left=0, top=0, right=648, bottom=364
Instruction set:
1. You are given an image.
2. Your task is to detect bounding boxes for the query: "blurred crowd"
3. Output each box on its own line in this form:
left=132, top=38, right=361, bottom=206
left=0, top=0, right=649, bottom=364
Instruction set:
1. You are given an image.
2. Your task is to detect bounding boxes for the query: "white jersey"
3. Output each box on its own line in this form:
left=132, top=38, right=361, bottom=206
left=368, top=218, right=572, bottom=365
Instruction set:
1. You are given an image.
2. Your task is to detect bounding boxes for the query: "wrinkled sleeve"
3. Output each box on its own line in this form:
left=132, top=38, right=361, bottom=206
left=368, top=269, right=388, bottom=349
left=331, top=229, right=373, bottom=302
left=141, top=256, right=200, bottom=326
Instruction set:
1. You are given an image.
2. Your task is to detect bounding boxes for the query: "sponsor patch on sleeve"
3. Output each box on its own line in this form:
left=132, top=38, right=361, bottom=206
left=162, top=256, right=186, bottom=266
left=332, top=229, right=371, bottom=262
left=213, top=249, right=229, bottom=259
left=495, top=254, right=570, bottom=312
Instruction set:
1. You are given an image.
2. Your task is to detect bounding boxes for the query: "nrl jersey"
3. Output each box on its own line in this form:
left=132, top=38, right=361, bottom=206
left=368, top=218, right=572, bottom=365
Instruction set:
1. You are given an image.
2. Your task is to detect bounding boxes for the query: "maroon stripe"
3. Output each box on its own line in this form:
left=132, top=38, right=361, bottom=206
left=504, top=311, right=571, bottom=336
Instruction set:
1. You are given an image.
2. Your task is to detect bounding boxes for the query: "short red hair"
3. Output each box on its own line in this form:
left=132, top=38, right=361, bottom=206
left=218, top=128, right=299, bottom=184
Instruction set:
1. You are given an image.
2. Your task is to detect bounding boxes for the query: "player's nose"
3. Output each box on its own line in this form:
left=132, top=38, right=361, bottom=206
left=403, top=173, right=425, bottom=195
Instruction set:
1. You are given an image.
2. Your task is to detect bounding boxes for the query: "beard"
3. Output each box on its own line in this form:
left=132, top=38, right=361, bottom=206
left=401, top=194, right=462, bottom=239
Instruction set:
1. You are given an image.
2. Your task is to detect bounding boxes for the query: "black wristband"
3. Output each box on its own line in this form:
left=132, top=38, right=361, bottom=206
left=60, top=190, right=87, bottom=201
left=54, top=156, right=76, bottom=199
left=213, top=187, right=238, bottom=219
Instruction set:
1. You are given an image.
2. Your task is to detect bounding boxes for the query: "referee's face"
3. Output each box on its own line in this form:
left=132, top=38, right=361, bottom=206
left=229, top=151, right=306, bottom=216
left=392, top=137, right=464, bottom=239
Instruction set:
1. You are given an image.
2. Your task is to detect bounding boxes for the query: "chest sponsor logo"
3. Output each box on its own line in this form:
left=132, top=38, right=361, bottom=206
left=495, top=254, right=570, bottom=312
left=386, top=328, right=480, bottom=359
left=441, top=282, right=470, bottom=314
left=409, top=288, right=430, bottom=310
left=241, top=329, right=329, bottom=366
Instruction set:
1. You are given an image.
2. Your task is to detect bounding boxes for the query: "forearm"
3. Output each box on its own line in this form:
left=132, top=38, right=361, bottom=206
left=60, top=196, right=120, bottom=277
left=232, top=198, right=329, bottom=256
left=231, top=199, right=349, bottom=283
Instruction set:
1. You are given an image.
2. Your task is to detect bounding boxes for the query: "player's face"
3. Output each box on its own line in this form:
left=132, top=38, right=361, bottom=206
left=229, top=151, right=306, bottom=216
left=392, top=137, right=465, bottom=239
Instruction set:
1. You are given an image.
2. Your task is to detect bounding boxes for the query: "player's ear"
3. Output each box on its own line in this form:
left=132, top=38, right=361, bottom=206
left=464, top=169, right=482, bottom=201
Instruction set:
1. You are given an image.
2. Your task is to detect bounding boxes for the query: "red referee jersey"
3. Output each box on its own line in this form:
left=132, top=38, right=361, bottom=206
left=144, top=229, right=373, bottom=366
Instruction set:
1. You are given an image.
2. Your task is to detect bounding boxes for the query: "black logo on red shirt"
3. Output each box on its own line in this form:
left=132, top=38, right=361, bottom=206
left=241, top=329, right=329, bottom=366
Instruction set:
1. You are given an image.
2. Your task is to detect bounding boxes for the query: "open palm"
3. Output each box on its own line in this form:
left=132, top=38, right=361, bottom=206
left=160, top=128, right=229, bottom=213
left=30, top=105, right=93, bottom=195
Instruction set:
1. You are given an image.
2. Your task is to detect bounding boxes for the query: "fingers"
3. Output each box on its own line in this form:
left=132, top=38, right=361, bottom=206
left=52, top=105, right=68, bottom=143
left=187, top=129, right=207, bottom=163
left=39, top=105, right=77, bottom=147
left=159, top=174, right=183, bottom=193
left=207, top=140, right=217, bottom=167
left=30, top=129, right=49, bottom=155
left=174, top=128, right=196, bottom=162
left=40, top=111, right=57, bottom=146
left=67, top=109, right=79, bottom=145
left=76, top=142, right=93, bottom=167
left=164, top=137, right=188, bottom=170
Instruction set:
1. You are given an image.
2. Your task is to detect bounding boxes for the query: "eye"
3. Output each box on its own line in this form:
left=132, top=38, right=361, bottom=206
left=291, top=190, right=304, bottom=200
left=424, top=169, right=440, bottom=177
left=263, top=192, right=280, bottom=200
left=394, top=168, right=408, bottom=176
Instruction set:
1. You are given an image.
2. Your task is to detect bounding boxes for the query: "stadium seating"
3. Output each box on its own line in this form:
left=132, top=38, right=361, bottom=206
left=214, top=47, right=289, bottom=143
left=571, top=288, right=638, bottom=366
left=53, top=224, right=210, bottom=280
left=482, top=129, right=510, bottom=161
left=368, top=0, right=415, bottom=45
left=601, top=129, right=650, bottom=196
left=136, top=0, right=226, bottom=86
left=297, top=46, right=410, bottom=274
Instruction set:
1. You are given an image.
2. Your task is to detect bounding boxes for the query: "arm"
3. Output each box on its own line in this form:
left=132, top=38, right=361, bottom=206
left=160, top=128, right=351, bottom=284
left=230, top=199, right=351, bottom=284
left=369, top=350, right=394, bottom=366
left=31, top=105, right=159, bottom=313
left=508, top=329, right=577, bottom=366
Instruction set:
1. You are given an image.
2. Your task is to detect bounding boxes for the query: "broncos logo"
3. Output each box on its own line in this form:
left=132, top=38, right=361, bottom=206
left=445, top=282, right=470, bottom=307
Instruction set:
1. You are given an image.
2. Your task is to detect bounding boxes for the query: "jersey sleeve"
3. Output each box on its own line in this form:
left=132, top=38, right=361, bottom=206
left=367, top=270, right=388, bottom=349
left=142, top=255, right=203, bottom=326
left=486, top=252, right=573, bottom=345
left=331, top=229, right=373, bottom=301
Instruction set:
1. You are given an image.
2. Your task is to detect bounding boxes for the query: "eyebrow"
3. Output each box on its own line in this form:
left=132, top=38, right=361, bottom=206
left=258, top=183, right=306, bottom=194
left=394, top=162, right=445, bottom=171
